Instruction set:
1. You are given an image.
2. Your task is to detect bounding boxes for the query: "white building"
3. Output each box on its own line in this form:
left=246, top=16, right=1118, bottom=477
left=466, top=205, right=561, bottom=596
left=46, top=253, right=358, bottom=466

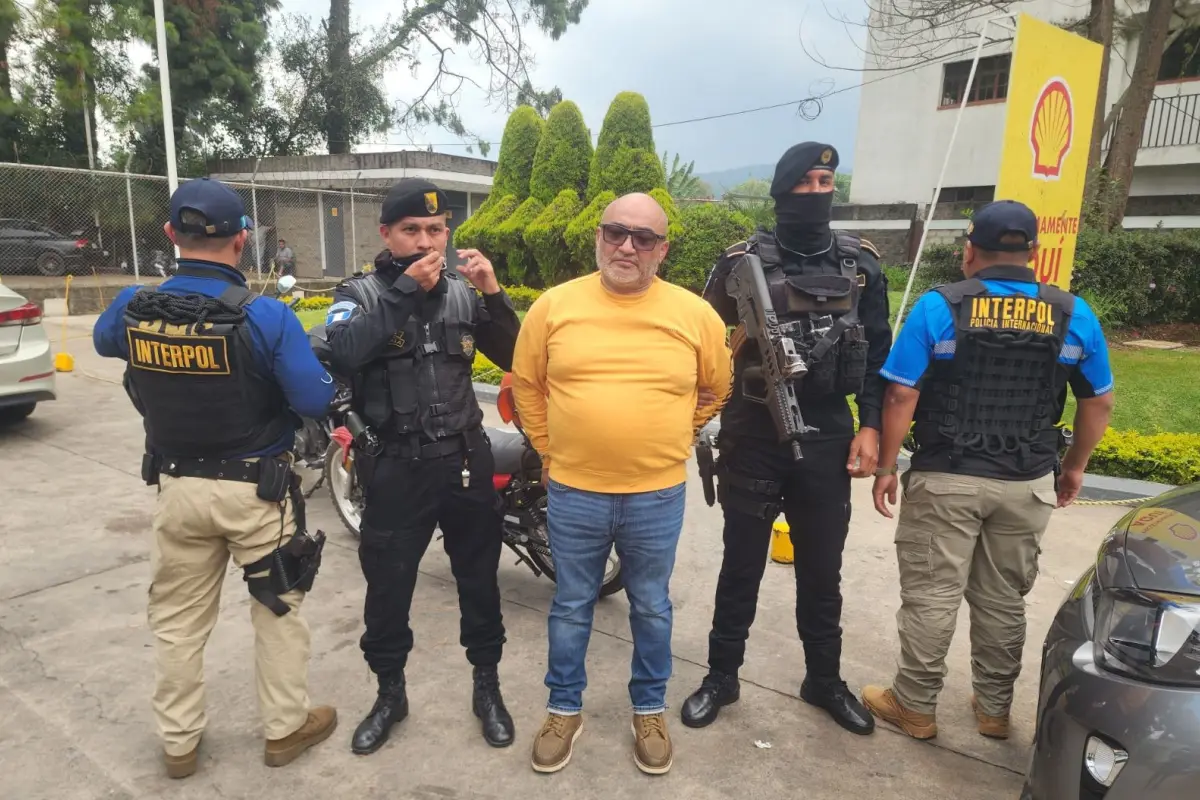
left=850, top=0, right=1200, bottom=227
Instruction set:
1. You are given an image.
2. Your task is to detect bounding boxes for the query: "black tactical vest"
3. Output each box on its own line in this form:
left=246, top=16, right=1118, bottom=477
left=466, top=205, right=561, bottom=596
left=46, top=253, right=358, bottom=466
left=744, top=231, right=869, bottom=401
left=342, top=270, right=482, bottom=441
left=910, top=266, right=1075, bottom=480
left=122, top=272, right=290, bottom=460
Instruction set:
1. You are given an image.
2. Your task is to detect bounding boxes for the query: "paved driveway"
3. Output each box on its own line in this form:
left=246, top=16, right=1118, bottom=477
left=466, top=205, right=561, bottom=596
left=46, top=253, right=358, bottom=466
left=0, top=315, right=1130, bottom=799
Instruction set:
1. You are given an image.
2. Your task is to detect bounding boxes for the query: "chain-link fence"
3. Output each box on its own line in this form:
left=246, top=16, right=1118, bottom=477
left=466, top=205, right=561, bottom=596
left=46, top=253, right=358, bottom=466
left=0, top=162, right=387, bottom=284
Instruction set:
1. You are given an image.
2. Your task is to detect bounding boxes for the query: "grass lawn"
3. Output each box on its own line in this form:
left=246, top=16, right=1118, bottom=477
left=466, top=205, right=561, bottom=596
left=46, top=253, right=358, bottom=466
left=298, top=300, right=1200, bottom=435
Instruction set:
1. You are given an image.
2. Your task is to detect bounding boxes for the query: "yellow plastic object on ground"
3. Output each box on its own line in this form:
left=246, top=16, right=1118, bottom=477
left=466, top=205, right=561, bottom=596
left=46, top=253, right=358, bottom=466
left=770, top=520, right=794, bottom=564
left=54, top=275, right=75, bottom=373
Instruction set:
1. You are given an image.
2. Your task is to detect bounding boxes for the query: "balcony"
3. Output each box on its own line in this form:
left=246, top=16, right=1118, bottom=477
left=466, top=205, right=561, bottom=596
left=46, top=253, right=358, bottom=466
left=1102, top=92, right=1200, bottom=154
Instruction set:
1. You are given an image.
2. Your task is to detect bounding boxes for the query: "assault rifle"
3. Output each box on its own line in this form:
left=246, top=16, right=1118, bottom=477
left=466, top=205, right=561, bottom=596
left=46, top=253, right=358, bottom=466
left=726, top=251, right=816, bottom=460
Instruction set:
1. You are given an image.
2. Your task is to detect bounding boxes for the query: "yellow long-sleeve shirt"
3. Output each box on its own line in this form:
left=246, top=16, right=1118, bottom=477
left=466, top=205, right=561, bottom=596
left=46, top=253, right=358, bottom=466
left=511, top=272, right=732, bottom=494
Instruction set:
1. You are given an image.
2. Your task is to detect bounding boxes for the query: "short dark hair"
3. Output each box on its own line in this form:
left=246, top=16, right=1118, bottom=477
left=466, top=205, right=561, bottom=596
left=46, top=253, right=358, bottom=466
left=175, top=209, right=237, bottom=252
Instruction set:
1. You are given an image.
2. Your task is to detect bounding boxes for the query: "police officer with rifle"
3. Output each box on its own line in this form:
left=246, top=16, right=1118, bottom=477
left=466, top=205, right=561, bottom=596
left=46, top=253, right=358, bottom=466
left=684, top=143, right=892, bottom=736
left=323, top=178, right=521, bottom=755
left=94, top=178, right=339, bottom=778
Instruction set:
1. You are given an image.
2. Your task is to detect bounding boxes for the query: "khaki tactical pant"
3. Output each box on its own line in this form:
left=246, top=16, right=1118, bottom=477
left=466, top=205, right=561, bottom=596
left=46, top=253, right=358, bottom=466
left=891, top=470, right=1058, bottom=717
left=149, top=474, right=311, bottom=756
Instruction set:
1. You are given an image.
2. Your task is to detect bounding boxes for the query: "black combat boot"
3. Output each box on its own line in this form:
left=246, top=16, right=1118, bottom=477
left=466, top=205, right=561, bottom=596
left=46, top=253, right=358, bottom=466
left=800, top=676, right=875, bottom=735
left=472, top=665, right=514, bottom=748
left=351, top=672, right=409, bottom=755
left=680, top=671, right=740, bottom=728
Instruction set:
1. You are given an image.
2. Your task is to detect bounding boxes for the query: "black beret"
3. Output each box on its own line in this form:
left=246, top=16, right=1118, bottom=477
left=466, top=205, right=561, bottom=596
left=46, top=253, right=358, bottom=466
left=380, top=178, right=452, bottom=225
left=770, top=142, right=839, bottom=198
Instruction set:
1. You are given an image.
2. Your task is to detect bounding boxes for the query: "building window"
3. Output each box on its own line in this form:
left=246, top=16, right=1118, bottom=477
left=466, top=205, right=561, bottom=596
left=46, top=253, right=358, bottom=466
left=940, top=54, right=1011, bottom=108
left=937, top=186, right=995, bottom=204
left=1158, top=27, right=1200, bottom=82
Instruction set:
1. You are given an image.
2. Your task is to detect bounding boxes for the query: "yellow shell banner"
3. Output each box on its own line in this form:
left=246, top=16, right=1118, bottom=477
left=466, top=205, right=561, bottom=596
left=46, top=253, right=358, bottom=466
left=994, top=13, right=1103, bottom=290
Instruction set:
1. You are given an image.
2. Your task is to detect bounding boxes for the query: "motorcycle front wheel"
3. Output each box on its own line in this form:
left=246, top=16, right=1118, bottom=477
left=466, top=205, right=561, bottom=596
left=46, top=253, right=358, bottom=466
left=324, top=441, right=364, bottom=538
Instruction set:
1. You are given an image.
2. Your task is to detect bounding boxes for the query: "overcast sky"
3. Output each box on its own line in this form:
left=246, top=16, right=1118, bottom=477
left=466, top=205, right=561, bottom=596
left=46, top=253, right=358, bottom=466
left=280, top=0, right=872, bottom=173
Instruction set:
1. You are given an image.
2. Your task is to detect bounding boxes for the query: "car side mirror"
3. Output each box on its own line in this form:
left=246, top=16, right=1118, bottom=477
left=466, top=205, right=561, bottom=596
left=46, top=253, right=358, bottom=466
left=276, top=275, right=297, bottom=294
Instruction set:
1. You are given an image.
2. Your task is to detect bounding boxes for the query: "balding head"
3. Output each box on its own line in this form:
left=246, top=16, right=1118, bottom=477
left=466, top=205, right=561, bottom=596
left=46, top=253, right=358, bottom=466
left=595, top=192, right=671, bottom=294
left=601, top=192, right=669, bottom=234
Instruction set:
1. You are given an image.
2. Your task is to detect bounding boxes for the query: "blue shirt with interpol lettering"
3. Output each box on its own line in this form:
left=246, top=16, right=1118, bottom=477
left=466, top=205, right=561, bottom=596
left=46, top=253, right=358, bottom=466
left=94, top=260, right=335, bottom=457
left=881, top=273, right=1114, bottom=399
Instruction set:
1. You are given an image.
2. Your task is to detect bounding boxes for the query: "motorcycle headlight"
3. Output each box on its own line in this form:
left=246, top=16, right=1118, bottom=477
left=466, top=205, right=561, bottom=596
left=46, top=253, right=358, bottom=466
left=1094, top=588, right=1200, bottom=687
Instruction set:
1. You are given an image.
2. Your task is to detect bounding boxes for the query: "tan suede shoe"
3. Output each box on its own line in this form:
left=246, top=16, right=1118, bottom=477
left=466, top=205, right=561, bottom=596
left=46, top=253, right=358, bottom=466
left=531, top=712, right=583, bottom=774
left=264, top=706, right=338, bottom=767
left=632, top=712, right=673, bottom=775
left=972, top=694, right=1011, bottom=739
left=861, top=685, right=938, bottom=740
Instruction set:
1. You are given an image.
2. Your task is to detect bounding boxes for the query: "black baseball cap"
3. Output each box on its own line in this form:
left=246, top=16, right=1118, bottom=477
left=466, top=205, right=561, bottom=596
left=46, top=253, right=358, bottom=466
left=967, top=200, right=1038, bottom=252
left=170, top=178, right=254, bottom=237
left=380, top=178, right=452, bottom=225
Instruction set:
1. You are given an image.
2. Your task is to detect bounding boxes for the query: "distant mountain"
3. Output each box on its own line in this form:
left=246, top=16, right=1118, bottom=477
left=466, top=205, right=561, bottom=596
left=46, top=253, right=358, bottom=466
left=697, top=161, right=855, bottom=198
left=695, top=164, right=776, bottom=197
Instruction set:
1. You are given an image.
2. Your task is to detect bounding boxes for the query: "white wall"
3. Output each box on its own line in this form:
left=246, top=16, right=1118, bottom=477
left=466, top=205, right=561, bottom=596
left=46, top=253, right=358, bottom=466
left=850, top=0, right=1198, bottom=205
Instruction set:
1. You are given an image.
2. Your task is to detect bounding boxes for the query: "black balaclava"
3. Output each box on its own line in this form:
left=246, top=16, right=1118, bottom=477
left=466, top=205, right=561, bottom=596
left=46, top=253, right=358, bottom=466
left=770, top=142, right=839, bottom=257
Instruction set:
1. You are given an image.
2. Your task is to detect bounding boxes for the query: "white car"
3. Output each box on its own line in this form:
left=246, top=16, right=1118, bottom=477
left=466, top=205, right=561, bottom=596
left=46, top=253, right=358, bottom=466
left=0, top=283, right=56, bottom=422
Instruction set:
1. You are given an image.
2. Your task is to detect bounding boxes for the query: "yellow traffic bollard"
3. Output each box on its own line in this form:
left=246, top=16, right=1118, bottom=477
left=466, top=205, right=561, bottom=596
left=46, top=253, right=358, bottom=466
left=770, top=520, right=794, bottom=564
left=54, top=275, right=75, bottom=373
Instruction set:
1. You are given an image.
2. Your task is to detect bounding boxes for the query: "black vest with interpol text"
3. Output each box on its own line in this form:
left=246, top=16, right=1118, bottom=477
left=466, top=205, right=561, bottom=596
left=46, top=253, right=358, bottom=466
left=122, top=269, right=290, bottom=460
left=341, top=269, right=482, bottom=442
left=910, top=265, right=1075, bottom=481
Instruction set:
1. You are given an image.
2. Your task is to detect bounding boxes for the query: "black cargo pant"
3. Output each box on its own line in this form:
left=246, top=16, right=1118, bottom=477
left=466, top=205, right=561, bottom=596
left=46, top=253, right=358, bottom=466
left=357, top=432, right=506, bottom=677
left=707, top=432, right=853, bottom=680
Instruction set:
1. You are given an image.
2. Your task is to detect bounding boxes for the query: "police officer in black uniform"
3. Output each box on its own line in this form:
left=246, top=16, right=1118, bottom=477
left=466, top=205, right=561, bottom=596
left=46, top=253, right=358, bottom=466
left=324, top=178, right=521, bottom=755
left=682, top=143, right=892, bottom=735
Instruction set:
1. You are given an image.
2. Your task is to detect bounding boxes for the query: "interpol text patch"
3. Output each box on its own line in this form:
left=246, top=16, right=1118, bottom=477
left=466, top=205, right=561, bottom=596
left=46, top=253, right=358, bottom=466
left=127, top=327, right=231, bottom=375
left=961, top=295, right=1062, bottom=336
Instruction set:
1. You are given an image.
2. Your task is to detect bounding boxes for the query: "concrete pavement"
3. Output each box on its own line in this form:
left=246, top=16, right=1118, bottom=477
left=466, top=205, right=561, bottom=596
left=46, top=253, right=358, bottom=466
left=0, top=314, right=1132, bottom=799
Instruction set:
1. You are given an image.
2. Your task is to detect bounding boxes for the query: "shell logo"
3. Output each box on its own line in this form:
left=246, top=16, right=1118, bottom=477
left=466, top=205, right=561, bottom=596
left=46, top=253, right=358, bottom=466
left=1029, top=78, right=1074, bottom=180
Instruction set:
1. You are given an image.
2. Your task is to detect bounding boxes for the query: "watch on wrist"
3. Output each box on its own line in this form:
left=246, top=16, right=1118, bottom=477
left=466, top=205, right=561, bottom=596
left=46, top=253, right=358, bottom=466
left=874, top=464, right=898, bottom=476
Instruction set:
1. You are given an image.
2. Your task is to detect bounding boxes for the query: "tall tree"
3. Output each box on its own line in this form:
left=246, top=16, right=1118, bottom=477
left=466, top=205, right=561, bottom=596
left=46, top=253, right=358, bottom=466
left=588, top=90, right=655, bottom=200
left=126, top=0, right=278, bottom=174
left=0, top=0, right=22, bottom=161
left=315, top=0, right=588, bottom=155
left=1101, top=0, right=1176, bottom=228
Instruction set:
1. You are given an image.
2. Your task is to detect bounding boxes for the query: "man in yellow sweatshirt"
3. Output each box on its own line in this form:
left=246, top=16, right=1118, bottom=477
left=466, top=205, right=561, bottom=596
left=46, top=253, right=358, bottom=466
left=512, top=193, right=732, bottom=776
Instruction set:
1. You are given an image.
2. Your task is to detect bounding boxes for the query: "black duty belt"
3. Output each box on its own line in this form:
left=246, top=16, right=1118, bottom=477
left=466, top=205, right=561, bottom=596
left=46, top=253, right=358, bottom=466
left=380, top=427, right=486, bottom=460
left=159, top=455, right=283, bottom=483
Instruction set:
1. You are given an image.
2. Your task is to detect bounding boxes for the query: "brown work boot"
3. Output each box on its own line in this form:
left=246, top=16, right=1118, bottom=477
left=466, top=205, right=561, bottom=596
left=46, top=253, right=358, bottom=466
left=531, top=712, right=583, bottom=773
left=264, top=706, right=338, bottom=767
left=631, top=712, right=673, bottom=775
left=163, top=740, right=200, bottom=779
left=861, top=685, right=938, bottom=740
left=972, top=695, right=1010, bottom=739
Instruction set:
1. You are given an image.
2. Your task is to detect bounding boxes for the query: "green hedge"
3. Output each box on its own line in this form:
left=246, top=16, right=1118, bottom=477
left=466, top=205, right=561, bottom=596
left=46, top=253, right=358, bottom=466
left=1071, top=228, right=1200, bottom=326
left=454, top=194, right=520, bottom=254
left=665, top=203, right=755, bottom=292
left=588, top=91, right=656, bottom=201
left=528, top=101, right=592, bottom=204
left=525, top=188, right=585, bottom=286
left=1088, top=429, right=1200, bottom=486
left=292, top=283, right=544, bottom=313
left=490, top=105, right=544, bottom=200
left=565, top=190, right=616, bottom=267
left=493, top=196, right=546, bottom=286
left=595, top=145, right=667, bottom=198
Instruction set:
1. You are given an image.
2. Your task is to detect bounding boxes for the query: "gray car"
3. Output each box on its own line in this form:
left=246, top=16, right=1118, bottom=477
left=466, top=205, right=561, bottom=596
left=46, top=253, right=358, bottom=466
left=1022, top=482, right=1200, bottom=799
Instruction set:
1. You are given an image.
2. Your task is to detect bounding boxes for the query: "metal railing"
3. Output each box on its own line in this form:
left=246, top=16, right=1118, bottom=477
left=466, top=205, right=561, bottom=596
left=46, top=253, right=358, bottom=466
left=1103, top=91, right=1200, bottom=151
left=0, top=162, right=388, bottom=281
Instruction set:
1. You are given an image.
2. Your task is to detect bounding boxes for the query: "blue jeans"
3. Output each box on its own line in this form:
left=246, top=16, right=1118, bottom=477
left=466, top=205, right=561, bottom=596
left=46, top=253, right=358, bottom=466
left=544, top=479, right=686, bottom=715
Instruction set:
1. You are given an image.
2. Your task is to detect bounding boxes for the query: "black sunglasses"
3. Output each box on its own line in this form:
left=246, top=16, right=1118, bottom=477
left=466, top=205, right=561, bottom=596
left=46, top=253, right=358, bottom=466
left=599, top=223, right=666, bottom=252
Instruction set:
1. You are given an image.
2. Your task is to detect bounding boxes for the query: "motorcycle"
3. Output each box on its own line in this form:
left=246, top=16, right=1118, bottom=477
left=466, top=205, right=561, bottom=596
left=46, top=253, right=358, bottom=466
left=282, top=277, right=622, bottom=598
